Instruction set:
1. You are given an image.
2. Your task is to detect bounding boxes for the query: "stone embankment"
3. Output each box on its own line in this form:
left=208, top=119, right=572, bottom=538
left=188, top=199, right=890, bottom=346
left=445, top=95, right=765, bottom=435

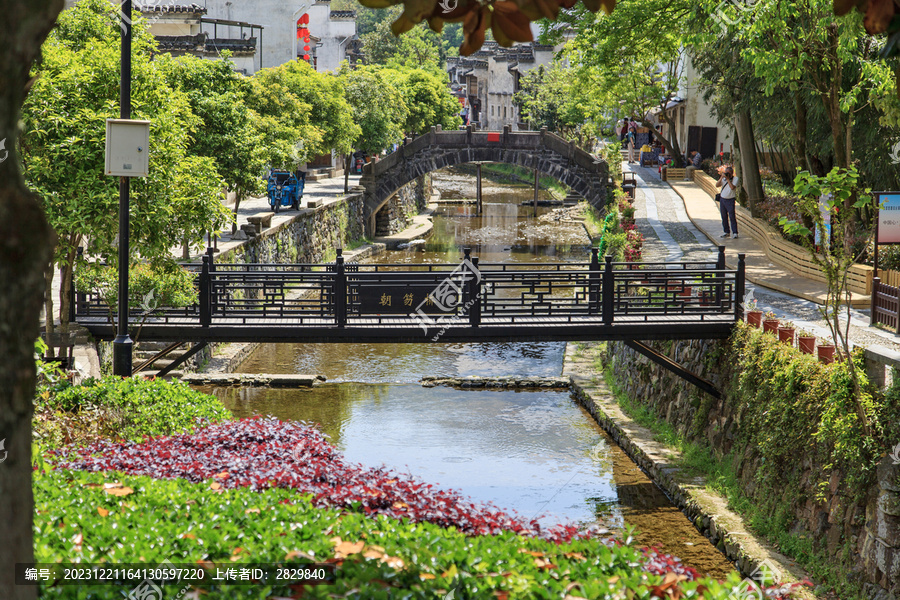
left=421, top=376, right=571, bottom=389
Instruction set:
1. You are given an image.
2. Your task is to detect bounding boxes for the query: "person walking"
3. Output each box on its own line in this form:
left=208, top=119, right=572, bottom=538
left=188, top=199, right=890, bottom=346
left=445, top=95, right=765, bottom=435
left=684, top=150, right=702, bottom=181
left=625, top=123, right=637, bottom=163
left=717, top=166, right=739, bottom=239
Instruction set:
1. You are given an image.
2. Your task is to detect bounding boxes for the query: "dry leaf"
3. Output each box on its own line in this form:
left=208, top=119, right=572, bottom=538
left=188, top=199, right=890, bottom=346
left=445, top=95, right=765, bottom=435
left=97, top=507, right=109, bottom=517
left=563, top=552, right=586, bottom=561
left=210, top=482, right=221, bottom=491
left=419, top=573, right=436, bottom=580
left=104, top=486, right=134, bottom=497
left=245, top=508, right=261, bottom=514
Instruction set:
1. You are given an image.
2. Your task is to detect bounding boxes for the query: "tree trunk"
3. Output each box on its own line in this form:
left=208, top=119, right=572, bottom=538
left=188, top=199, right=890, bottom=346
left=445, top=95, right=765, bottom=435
left=734, top=111, right=764, bottom=218
left=795, top=91, right=809, bottom=173
left=232, top=189, right=245, bottom=234
left=0, top=2, right=65, bottom=598
left=43, top=265, right=55, bottom=359
left=344, top=153, right=351, bottom=193
left=655, top=109, right=684, bottom=167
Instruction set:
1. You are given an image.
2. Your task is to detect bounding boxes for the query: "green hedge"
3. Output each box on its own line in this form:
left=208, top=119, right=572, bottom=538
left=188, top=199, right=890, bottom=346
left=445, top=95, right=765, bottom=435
left=35, top=376, right=232, bottom=445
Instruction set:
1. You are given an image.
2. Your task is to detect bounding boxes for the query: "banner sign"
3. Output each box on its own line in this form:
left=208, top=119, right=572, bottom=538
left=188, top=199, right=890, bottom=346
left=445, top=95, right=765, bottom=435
left=878, top=193, right=900, bottom=244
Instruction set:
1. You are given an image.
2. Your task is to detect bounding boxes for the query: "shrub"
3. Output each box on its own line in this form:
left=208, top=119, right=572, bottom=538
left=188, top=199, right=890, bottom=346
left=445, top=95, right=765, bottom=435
left=33, top=468, right=758, bottom=599
left=34, top=376, right=231, bottom=446
left=75, top=262, right=198, bottom=311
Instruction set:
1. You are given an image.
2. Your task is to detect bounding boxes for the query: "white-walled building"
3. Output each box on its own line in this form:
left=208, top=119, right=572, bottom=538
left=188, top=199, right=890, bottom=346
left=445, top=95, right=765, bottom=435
left=301, top=1, right=357, bottom=72
left=649, top=54, right=733, bottom=160
left=447, top=42, right=556, bottom=131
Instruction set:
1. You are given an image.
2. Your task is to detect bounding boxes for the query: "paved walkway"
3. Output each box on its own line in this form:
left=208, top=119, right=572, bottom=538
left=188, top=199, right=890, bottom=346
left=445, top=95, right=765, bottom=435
left=205, top=173, right=363, bottom=258
left=625, top=162, right=900, bottom=354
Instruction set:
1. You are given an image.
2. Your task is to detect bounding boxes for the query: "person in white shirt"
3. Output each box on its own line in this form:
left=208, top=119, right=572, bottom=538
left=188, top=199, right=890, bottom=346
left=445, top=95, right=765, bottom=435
left=717, top=166, right=739, bottom=239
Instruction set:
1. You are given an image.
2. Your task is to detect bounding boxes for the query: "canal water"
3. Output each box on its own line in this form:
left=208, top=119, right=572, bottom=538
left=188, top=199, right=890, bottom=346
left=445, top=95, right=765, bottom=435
left=205, top=169, right=735, bottom=579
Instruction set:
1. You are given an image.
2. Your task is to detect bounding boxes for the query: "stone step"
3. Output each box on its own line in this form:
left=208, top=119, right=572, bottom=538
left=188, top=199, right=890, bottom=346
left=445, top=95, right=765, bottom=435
left=138, top=369, right=185, bottom=380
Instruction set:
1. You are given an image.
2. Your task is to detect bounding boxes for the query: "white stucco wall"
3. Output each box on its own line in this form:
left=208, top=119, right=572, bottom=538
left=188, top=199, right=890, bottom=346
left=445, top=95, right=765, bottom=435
left=204, top=0, right=309, bottom=69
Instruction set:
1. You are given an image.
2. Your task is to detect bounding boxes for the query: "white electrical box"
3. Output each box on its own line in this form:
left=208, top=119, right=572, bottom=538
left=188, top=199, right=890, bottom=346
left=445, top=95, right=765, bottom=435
left=105, top=119, right=150, bottom=177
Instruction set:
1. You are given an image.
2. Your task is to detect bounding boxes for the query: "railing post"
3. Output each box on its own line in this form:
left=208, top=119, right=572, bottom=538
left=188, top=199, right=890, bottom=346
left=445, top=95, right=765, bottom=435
left=335, top=248, right=347, bottom=328
left=469, top=256, right=481, bottom=327
left=200, top=255, right=211, bottom=327
left=602, top=255, right=614, bottom=325
left=589, top=248, right=600, bottom=314
left=715, top=245, right=725, bottom=305
left=207, top=246, right=217, bottom=317
left=870, top=276, right=880, bottom=327
left=735, top=253, right=746, bottom=322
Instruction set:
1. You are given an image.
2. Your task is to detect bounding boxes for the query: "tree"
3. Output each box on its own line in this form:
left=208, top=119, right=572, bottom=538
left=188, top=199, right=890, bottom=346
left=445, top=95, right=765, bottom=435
left=1, top=1, right=64, bottom=597
left=383, top=66, right=463, bottom=136
left=339, top=64, right=408, bottom=190
left=264, top=59, right=359, bottom=161
left=560, top=0, right=694, bottom=163
left=21, top=0, right=232, bottom=344
left=158, top=53, right=267, bottom=234
left=362, top=10, right=443, bottom=67
left=516, top=61, right=599, bottom=148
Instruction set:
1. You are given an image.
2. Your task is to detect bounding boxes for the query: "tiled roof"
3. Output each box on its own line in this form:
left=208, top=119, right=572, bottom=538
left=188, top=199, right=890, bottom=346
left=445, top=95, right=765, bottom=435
left=156, top=33, right=205, bottom=51
left=155, top=33, right=256, bottom=55
left=139, top=3, right=206, bottom=15
left=329, top=10, right=356, bottom=18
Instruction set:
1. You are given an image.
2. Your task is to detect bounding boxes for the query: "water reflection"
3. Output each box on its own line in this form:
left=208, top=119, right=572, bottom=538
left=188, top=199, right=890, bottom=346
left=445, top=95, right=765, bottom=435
left=238, top=342, right=565, bottom=383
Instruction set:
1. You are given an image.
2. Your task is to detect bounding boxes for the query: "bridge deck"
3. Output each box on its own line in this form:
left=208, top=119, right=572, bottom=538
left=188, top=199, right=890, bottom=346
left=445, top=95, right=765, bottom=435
left=74, top=251, right=746, bottom=344
left=78, top=315, right=734, bottom=343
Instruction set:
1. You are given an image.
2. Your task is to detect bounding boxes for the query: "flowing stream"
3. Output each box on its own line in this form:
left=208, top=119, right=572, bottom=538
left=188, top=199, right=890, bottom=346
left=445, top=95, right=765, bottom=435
left=203, top=168, right=736, bottom=579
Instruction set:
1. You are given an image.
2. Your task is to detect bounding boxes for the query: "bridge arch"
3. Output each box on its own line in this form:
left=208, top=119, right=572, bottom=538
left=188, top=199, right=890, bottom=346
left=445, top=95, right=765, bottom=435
left=360, top=127, right=610, bottom=236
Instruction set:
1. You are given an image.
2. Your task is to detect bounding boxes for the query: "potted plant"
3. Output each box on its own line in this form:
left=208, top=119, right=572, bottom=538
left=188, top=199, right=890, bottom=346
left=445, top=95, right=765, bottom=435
left=762, top=310, right=779, bottom=334
left=777, top=321, right=796, bottom=345
left=817, top=341, right=836, bottom=364
left=745, top=298, right=762, bottom=327
left=797, top=329, right=816, bottom=354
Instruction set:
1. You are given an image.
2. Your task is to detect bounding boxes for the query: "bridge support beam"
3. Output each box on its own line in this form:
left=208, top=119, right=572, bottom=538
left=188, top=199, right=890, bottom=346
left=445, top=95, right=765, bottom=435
left=622, top=340, right=721, bottom=399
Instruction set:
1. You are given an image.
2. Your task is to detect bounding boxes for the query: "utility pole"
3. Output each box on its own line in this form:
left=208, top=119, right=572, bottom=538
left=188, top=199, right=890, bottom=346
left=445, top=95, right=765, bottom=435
left=113, top=0, right=133, bottom=376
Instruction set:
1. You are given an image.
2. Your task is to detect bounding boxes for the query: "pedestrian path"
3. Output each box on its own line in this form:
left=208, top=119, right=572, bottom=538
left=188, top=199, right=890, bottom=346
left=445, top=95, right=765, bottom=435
left=625, top=162, right=900, bottom=354
left=206, top=173, right=363, bottom=259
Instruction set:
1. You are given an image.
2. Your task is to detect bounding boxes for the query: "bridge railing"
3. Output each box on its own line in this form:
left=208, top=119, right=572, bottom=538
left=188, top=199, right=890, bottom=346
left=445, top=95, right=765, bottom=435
left=74, top=248, right=746, bottom=330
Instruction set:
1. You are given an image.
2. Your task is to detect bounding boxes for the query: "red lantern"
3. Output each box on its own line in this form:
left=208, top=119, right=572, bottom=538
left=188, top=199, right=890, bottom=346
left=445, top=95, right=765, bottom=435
left=303, top=45, right=310, bottom=51
left=299, top=13, right=309, bottom=25
left=303, top=54, right=310, bottom=60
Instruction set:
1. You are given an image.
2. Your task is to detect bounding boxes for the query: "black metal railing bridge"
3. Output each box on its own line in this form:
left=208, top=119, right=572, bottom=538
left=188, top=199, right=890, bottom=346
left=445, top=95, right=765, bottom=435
left=74, top=247, right=746, bottom=344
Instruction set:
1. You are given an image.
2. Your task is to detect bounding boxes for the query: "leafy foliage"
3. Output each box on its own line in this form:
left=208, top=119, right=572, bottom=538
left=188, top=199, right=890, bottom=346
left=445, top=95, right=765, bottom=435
left=158, top=53, right=267, bottom=201
left=728, top=324, right=889, bottom=501
left=34, top=377, right=231, bottom=447
left=74, top=262, right=197, bottom=312
left=32, top=467, right=769, bottom=599
left=357, top=0, right=614, bottom=56
left=339, top=65, right=408, bottom=154
left=22, top=0, right=232, bottom=327
left=383, top=66, right=463, bottom=136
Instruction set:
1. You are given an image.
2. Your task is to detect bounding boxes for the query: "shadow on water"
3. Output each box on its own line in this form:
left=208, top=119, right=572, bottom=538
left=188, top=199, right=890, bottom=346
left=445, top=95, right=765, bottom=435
left=202, top=169, right=736, bottom=579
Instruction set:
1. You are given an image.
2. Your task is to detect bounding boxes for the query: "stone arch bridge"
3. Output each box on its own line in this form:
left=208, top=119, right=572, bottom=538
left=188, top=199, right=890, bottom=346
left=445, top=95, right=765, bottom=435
left=360, top=127, right=610, bottom=236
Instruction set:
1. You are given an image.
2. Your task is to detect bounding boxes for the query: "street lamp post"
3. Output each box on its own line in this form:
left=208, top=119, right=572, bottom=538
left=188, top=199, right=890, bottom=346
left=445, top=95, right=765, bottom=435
left=112, top=0, right=133, bottom=377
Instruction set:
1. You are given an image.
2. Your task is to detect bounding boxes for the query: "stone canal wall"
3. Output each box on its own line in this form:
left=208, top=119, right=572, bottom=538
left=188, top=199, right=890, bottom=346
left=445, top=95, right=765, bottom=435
left=220, top=174, right=430, bottom=265
left=375, top=174, right=432, bottom=237
left=603, top=332, right=900, bottom=598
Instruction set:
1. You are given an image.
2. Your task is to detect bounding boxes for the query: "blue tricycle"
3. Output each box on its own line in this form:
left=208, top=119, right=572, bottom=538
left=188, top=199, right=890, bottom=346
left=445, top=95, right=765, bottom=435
left=266, top=170, right=305, bottom=213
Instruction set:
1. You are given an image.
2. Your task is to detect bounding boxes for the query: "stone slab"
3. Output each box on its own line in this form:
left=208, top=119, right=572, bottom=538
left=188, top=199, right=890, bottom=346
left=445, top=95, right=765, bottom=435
left=181, top=373, right=325, bottom=387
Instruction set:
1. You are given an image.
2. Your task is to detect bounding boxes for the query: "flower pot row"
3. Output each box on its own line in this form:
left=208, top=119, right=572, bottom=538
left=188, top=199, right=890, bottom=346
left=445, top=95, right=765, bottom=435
left=745, top=310, right=834, bottom=364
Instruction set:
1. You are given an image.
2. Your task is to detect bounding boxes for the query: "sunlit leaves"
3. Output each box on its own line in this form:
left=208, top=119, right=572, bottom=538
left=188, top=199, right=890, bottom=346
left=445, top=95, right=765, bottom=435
left=358, top=0, right=614, bottom=55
